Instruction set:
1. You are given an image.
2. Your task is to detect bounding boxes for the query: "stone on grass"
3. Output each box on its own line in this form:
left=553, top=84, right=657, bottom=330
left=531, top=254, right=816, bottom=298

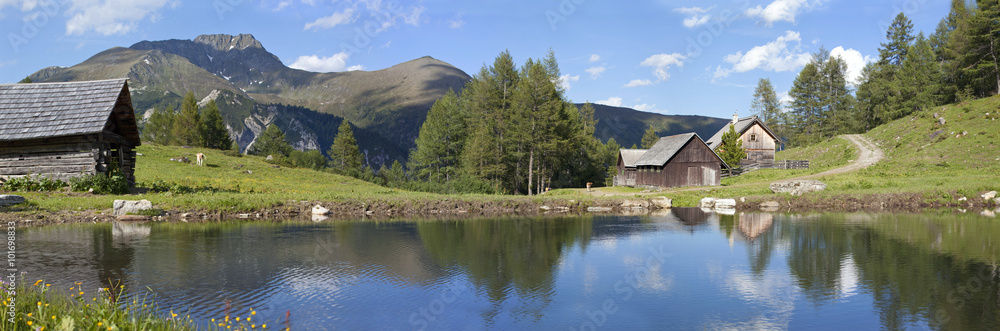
left=312, top=204, right=330, bottom=215
left=700, top=198, right=717, bottom=208
left=651, top=197, right=672, bottom=209
left=982, top=191, right=997, bottom=200
left=770, top=180, right=826, bottom=196
left=113, top=200, right=153, bottom=216
left=938, top=117, right=946, bottom=126
left=621, top=200, right=650, bottom=209
left=714, top=199, right=737, bottom=209
left=0, top=195, right=26, bottom=206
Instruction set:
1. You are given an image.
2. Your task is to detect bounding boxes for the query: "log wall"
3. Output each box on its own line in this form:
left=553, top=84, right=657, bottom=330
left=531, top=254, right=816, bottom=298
left=0, top=133, right=136, bottom=186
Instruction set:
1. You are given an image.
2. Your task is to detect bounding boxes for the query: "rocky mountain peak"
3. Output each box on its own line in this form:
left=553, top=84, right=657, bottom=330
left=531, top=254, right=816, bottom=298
left=193, top=34, right=263, bottom=52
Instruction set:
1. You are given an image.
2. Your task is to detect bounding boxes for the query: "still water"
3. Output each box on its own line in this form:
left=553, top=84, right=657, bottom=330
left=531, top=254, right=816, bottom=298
left=18, top=209, right=1000, bottom=330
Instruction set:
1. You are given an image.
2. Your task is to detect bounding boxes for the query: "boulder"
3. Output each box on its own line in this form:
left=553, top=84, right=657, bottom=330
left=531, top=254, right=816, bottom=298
left=0, top=195, right=26, bottom=206
left=651, top=197, right=672, bottom=209
left=587, top=206, right=613, bottom=212
left=938, top=117, right=946, bottom=126
left=312, top=204, right=330, bottom=215
left=621, top=199, right=650, bottom=209
left=169, top=157, right=190, bottom=163
left=760, top=201, right=781, bottom=212
left=113, top=200, right=153, bottom=216
left=700, top=197, right=717, bottom=208
left=994, top=197, right=1000, bottom=206
left=714, top=199, right=737, bottom=209
left=770, top=180, right=826, bottom=196
left=933, top=112, right=940, bottom=119
left=982, top=191, right=998, bottom=200
left=266, top=155, right=274, bottom=161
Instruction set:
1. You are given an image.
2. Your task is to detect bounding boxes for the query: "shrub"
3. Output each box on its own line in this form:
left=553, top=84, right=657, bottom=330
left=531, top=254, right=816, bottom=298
left=69, top=170, right=129, bottom=195
left=0, top=175, right=66, bottom=192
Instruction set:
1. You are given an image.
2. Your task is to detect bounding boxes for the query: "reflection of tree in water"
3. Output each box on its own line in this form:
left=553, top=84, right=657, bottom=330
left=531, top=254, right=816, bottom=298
left=781, top=218, right=852, bottom=303
left=96, top=222, right=149, bottom=295
left=416, top=217, right=592, bottom=324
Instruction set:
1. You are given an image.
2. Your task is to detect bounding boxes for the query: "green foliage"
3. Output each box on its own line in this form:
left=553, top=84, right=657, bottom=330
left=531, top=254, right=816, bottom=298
left=0, top=176, right=66, bottom=192
left=198, top=100, right=232, bottom=150
left=328, top=120, right=364, bottom=174
left=69, top=171, right=129, bottom=195
left=142, top=106, right=175, bottom=145
left=18, top=76, right=31, bottom=83
left=718, top=124, right=745, bottom=168
left=248, top=124, right=293, bottom=157
left=787, top=48, right=857, bottom=147
left=959, top=0, right=1000, bottom=97
left=289, top=149, right=327, bottom=171
left=171, top=91, right=201, bottom=146
left=409, top=89, right=466, bottom=182
left=640, top=124, right=659, bottom=149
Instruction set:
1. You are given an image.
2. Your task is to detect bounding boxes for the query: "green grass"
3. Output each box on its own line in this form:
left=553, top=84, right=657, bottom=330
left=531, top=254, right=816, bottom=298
left=1, top=278, right=274, bottom=330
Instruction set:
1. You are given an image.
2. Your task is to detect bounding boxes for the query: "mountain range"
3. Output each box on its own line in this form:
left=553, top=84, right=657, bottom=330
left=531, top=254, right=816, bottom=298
left=28, top=33, right=729, bottom=167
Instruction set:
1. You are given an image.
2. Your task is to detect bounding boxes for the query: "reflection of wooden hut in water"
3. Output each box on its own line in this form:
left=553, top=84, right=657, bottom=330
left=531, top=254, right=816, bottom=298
left=737, top=213, right=774, bottom=241
left=672, top=208, right=711, bottom=230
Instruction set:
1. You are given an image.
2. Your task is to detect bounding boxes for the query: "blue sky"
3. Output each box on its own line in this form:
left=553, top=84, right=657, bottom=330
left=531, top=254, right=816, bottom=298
left=0, top=0, right=951, bottom=119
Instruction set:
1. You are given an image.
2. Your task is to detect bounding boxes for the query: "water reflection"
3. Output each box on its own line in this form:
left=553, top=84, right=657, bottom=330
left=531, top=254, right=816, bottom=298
left=16, top=211, right=1000, bottom=330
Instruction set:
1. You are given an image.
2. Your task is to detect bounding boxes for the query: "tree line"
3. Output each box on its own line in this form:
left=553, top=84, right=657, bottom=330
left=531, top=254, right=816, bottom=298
left=750, top=1, right=1000, bottom=148
left=142, top=91, right=233, bottom=150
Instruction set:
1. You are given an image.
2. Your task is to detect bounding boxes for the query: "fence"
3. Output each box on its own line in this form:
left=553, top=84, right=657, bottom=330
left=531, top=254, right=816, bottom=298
left=721, top=160, right=809, bottom=178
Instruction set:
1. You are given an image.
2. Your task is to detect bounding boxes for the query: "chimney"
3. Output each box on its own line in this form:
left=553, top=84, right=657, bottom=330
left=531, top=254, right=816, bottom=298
left=733, top=112, right=739, bottom=125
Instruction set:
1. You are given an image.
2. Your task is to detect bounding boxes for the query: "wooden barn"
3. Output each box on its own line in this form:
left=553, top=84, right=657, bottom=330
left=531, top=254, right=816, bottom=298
left=705, top=114, right=778, bottom=167
left=626, top=133, right=727, bottom=188
left=0, top=79, right=140, bottom=186
left=614, top=149, right=646, bottom=187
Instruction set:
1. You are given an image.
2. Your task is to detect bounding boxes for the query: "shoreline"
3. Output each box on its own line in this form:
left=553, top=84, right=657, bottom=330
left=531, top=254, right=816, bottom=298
left=3, top=192, right=997, bottom=226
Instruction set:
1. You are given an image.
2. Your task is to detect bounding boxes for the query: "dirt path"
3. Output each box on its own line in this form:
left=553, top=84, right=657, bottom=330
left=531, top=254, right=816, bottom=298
left=591, top=134, right=885, bottom=197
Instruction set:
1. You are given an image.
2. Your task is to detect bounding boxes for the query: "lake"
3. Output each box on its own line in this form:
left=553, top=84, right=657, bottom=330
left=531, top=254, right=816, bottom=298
left=17, top=209, right=1000, bottom=330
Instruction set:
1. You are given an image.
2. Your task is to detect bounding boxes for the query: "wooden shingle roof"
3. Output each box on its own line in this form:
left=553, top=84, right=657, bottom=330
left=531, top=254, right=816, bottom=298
left=635, top=133, right=727, bottom=168
left=0, top=79, right=138, bottom=144
left=705, top=115, right=777, bottom=149
left=618, top=149, right=647, bottom=168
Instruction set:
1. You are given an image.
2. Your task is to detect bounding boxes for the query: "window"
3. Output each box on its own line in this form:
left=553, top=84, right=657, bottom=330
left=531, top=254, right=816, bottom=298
left=750, top=133, right=758, bottom=142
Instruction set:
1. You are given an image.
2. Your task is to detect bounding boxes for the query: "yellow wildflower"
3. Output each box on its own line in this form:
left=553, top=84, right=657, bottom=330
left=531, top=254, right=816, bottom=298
left=26, top=321, right=32, bottom=326
left=33, top=280, right=42, bottom=286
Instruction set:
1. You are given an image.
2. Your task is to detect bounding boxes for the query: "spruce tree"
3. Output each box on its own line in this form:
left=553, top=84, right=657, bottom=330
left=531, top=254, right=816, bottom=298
left=900, top=34, right=940, bottom=116
left=142, top=106, right=174, bottom=145
left=328, top=120, right=364, bottom=174
left=960, top=0, right=1000, bottom=96
left=248, top=124, right=293, bottom=157
left=750, top=78, right=782, bottom=124
left=409, top=89, right=466, bottom=182
left=171, top=92, right=201, bottom=146
left=718, top=124, right=745, bottom=168
left=640, top=124, right=659, bottom=149
left=198, top=100, right=232, bottom=150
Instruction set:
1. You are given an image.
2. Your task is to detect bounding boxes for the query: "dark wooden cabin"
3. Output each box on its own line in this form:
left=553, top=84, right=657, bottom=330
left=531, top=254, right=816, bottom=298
left=631, top=133, right=727, bottom=188
left=0, top=79, right=140, bottom=187
left=705, top=115, right=778, bottom=167
left=614, top=149, right=646, bottom=187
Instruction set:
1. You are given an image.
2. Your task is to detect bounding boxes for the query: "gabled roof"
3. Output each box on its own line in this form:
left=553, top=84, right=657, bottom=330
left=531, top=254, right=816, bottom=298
left=635, top=133, right=726, bottom=168
left=705, top=115, right=777, bottom=149
left=0, top=79, right=139, bottom=145
left=618, top=149, right=647, bottom=168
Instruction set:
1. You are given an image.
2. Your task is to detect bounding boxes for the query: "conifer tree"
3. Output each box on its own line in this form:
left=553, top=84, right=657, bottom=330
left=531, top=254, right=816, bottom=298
left=328, top=120, right=364, bottom=174
left=198, top=100, right=232, bottom=150
left=171, top=92, right=201, bottom=146
left=960, top=0, right=1000, bottom=97
left=409, top=89, right=466, bottom=182
left=142, top=106, right=174, bottom=145
left=248, top=124, right=293, bottom=157
left=718, top=124, right=745, bottom=168
left=899, top=34, right=940, bottom=115
left=640, top=124, right=659, bottom=149
left=750, top=78, right=782, bottom=124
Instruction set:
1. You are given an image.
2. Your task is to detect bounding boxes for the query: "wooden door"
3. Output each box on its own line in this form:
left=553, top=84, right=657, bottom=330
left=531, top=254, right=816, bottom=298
left=687, top=166, right=702, bottom=186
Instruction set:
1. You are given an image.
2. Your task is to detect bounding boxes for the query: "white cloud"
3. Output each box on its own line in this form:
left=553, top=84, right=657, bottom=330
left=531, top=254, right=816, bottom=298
left=305, top=8, right=356, bottom=30
left=595, top=97, right=623, bottom=107
left=64, top=0, right=177, bottom=36
left=777, top=90, right=793, bottom=108
left=585, top=66, right=606, bottom=79
left=559, top=74, right=580, bottom=91
left=589, top=54, right=601, bottom=63
left=347, top=65, right=366, bottom=71
left=713, top=30, right=810, bottom=79
left=640, top=53, right=686, bottom=81
left=448, top=19, right=464, bottom=29
left=289, top=52, right=357, bottom=72
left=830, top=46, right=874, bottom=86
left=274, top=0, right=292, bottom=11
left=745, top=0, right=824, bottom=26
left=632, top=103, right=666, bottom=113
left=674, top=6, right=714, bottom=28
left=624, top=79, right=653, bottom=88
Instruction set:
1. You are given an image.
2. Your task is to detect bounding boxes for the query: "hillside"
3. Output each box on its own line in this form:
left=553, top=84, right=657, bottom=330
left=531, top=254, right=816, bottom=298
left=28, top=33, right=729, bottom=168
left=583, top=103, right=729, bottom=147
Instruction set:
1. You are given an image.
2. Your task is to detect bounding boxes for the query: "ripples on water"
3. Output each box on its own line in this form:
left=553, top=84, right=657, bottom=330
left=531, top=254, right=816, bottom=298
left=17, top=210, right=1000, bottom=330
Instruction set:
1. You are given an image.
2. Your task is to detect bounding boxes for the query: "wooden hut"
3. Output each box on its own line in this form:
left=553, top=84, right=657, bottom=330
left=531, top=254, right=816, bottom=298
left=705, top=114, right=778, bottom=167
left=0, top=79, right=140, bottom=186
left=632, top=133, right=727, bottom=188
left=614, top=149, right=646, bottom=187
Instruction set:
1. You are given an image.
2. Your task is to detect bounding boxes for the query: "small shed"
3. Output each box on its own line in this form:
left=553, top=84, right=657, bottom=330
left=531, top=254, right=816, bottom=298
left=0, top=79, right=140, bottom=186
left=632, top=133, right=727, bottom=188
left=614, top=149, right=646, bottom=187
left=705, top=115, right=778, bottom=167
